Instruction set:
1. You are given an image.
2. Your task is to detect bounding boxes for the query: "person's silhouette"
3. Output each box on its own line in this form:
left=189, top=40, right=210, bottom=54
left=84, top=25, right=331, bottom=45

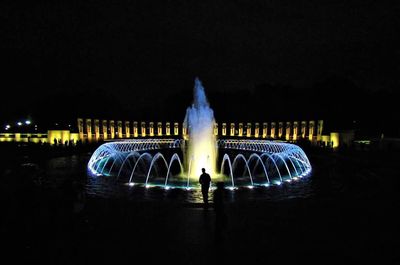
left=199, top=168, right=211, bottom=206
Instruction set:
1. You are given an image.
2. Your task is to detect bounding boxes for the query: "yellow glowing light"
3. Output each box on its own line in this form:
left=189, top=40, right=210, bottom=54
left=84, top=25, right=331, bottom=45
left=187, top=130, right=217, bottom=180
left=330, top=132, right=339, bottom=148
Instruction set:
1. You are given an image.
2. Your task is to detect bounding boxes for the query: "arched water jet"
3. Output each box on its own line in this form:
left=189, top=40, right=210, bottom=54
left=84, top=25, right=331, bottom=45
left=220, top=154, right=235, bottom=188
left=89, top=139, right=311, bottom=188
left=248, top=153, right=270, bottom=184
left=232, top=154, right=254, bottom=186
left=164, top=153, right=184, bottom=187
left=87, top=78, right=311, bottom=190
left=117, top=151, right=141, bottom=179
left=272, top=153, right=293, bottom=180
left=260, top=153, right=283, bottom=183
left=129, top=153, right=153, bottom=183
left=145, top=153, right=169, bottom=186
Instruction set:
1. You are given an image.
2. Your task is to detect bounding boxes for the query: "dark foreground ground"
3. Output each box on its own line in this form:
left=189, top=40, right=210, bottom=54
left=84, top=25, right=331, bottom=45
left=1, top=145, right=399, bottom=264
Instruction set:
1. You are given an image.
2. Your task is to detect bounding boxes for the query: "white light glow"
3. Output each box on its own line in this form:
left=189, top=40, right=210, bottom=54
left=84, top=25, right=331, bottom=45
left=184, top=78, right=217, bottom=179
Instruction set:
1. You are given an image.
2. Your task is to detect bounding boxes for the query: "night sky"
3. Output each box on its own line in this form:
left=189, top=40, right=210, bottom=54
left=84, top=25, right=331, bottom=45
left=1, top=1, right=399, bottom=134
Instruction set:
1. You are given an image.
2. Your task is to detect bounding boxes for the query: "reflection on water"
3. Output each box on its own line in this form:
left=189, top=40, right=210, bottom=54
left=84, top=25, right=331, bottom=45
left=34, top=155, right=317, bottom=204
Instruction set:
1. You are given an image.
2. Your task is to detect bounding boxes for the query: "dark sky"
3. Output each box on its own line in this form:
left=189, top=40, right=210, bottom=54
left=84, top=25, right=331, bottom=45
left=1, top=0, right=399, bottom=125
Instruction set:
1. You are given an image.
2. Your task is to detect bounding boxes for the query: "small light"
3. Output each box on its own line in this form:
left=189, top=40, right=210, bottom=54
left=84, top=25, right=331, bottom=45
left=5, top=127, right=9, bottom=130
left=6, top=125, right=11, bottom=129
left=247, top=185, right=254, bottom=189
left=17, top=122, right=22, bottom=126
left=128, top=182, right=134, bottom=186
left=25, top=120, right=31, bottom=125
left=165, top=186, right=170, bottom=190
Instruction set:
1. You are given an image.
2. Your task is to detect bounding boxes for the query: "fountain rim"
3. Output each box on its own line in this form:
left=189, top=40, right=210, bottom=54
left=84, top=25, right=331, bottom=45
left=87, top=138, right=312, bottom=190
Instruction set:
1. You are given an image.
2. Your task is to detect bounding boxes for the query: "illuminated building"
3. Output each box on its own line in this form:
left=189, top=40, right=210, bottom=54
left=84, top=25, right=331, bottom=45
left=0, top=117, right=350, bottom=148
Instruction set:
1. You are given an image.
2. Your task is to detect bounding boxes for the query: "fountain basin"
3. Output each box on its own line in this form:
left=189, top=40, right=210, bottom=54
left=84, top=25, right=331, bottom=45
left=88, top=138, right=311, bottom=189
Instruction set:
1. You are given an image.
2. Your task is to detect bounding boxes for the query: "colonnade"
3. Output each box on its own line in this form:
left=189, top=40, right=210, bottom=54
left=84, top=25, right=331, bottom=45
left=78, top=118, right=324, bottom=143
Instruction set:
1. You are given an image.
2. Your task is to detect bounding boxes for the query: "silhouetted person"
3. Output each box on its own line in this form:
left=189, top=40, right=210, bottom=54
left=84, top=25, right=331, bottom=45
left=213, top=182, right=227, bottom=243
left=199, top=168, right=211, bottom=206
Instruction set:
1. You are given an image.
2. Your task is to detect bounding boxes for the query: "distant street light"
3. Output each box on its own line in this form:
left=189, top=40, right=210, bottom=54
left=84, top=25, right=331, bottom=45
left=17, top=122, right=22, bottom=126
left=25, top=120, right=31, bottom=125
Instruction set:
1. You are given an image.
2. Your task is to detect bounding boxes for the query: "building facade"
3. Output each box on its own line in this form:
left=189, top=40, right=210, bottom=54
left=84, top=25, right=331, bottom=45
left=0, top=118, right=349, bottom=148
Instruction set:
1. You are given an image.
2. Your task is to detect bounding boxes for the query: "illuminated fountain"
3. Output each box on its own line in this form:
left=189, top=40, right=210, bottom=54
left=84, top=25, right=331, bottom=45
left=88, top=78, right=312, bottom=189
left=183, top=78, right=217, bottom=180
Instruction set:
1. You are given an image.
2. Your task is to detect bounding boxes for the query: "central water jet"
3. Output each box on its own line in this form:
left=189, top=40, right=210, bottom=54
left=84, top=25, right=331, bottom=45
left=183, top=78, right=217, bottom=180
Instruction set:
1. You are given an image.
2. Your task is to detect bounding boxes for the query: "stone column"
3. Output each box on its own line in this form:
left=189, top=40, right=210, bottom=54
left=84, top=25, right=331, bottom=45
left=270, top=122, right=276, bottom=138
left=102, top=120, right=108, bottom=140
left=214, top=122, right=219, bottom=136
left=238, top=123, right=243, bottom=137
left=278, top=122, right=283, bottom=138
left=149, top=122, right=154, bottom=137
left=157, top=122, right=163, bottom=136
left=133, top=121, right=138, bottom=137
left=222, top=123, right=227, bottom=136
left=86, top=118, right=92, bottom=142
left=94, top=119, right=100, bottom=141
left=317, top=120, right=324, bottom=141
left=293, top=121, right=299, bottom=140
left=125, top=121, right=130, bottom=138
left=174, top=122, right=179, bottom=136
left=301, top=121, right=307, bottom=138
left=117, top=121, right=122, bottom=138
left=246, top=123, right=252, bottom=137
left=77, top=118, right=84, bottom=141
left=230, top=123, right=235, bottom=136
left=182, top=123, right=187, bottom=139
left=285, top=121, right=291, bottom=141
left=166, top=122, right=171, bottom=136
left=308, top=120, right=315, bottom=141
left=110, top=120, right=115, bottom=139
left=141, top=122, right=146, bottom=137
left=254, top=123, right=260, bottom=138
left=262, top=122, right=268, bottom=138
